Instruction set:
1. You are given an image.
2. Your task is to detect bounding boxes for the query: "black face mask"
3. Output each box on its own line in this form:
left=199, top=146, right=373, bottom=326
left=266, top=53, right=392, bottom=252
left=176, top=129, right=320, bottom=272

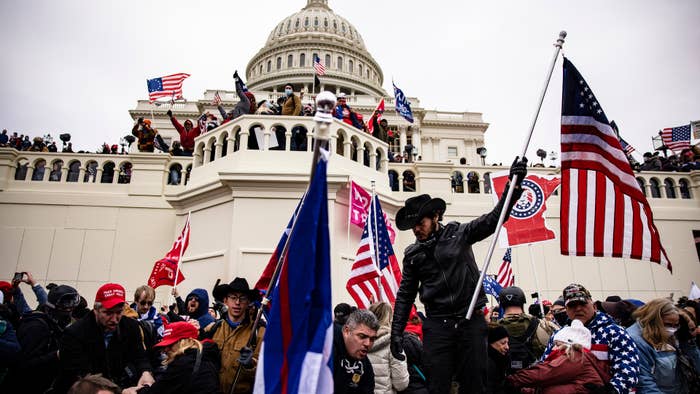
left=554, top=311, right=569, bottom=327
left=50, top=309, right=73, bottom=328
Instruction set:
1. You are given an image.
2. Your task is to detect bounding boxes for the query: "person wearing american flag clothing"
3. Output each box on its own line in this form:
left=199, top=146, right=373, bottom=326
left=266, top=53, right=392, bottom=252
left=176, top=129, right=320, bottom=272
left=541, top=283, right=639, bottom=393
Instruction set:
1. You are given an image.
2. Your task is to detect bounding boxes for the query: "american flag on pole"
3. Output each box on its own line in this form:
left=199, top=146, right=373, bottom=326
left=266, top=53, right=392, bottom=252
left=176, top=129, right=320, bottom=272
left=212, top=91, right=222, bottom=105
left=496, top=248, right=514, bottom=288
left=147, top=73, right=190, bottom=102
left=619, top=137, right=635, bottom=155
left=346, top=196, right=402, bottom=309
left=560, top=58, right=671, bottom=271
left=660, top=124, right=691, bottom=153
left=313, top=55, right=326, bottom=76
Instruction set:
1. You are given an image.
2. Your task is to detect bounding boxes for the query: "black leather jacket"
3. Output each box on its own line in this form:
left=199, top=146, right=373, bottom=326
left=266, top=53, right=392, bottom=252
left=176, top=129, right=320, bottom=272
left=392, top=186, right=522, bottom=336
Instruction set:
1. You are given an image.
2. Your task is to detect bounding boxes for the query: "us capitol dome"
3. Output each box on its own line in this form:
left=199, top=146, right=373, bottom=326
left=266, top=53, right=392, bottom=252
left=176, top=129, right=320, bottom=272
left=245, top=0, right=386, bottom=97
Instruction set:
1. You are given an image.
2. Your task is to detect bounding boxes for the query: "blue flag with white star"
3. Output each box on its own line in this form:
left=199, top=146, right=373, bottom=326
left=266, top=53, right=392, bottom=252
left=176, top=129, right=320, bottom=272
left=482, top=273, right=503, bottom=297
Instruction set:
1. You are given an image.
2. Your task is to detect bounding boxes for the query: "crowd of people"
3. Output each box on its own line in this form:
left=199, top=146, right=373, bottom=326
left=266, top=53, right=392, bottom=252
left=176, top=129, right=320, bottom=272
left=632, top=148, right=700, bottom=172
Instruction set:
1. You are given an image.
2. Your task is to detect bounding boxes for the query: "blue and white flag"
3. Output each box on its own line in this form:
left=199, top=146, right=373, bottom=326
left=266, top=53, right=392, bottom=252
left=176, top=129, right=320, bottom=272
left=393, top=82, right=414, bottom=123
left=482, top=273, right=503, bottom=297
left=254, top=153, right=333, bottom=394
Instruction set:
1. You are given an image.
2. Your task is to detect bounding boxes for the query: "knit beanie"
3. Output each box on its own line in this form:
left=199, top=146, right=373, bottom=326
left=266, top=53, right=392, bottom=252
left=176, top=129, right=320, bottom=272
left=488, top=325, right=509, bottom=344
left=553, top=319, right=592, bottom=349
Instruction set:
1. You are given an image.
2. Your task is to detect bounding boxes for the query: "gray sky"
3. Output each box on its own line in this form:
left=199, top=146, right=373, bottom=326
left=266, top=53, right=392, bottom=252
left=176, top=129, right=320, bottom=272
left=1, top=0, right=698, bottom=165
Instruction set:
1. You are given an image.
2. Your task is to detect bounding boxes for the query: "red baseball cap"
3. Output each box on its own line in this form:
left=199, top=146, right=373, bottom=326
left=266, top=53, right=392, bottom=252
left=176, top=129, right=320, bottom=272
left=155, top=321, right=198, bottom=348
left=95, top=283, right=126, bottom=310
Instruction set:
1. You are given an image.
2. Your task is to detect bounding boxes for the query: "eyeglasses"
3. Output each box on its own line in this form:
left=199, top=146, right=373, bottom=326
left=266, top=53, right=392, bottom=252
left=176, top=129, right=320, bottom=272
left=139, top=300, right=154, bottom=306
left=227, top=295, right=249, bottom=303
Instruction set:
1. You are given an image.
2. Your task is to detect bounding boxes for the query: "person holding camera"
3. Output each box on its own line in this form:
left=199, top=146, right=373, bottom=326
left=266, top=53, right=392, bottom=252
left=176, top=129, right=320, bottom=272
left=131, top=118, right=158, bottom=152
left=5, top=271, right=49, bottom=318
left=389, top=157, right=528, bottom=394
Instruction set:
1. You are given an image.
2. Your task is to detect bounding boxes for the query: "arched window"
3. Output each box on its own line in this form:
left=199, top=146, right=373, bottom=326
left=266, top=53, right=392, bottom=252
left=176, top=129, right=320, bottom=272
left=118, top=162, right=132, bottom=184
left=679, top=178, right=691, bottom=199
left=325, top=54, right=331, bottom=69
left=649, top=178, right=661, bottom=198
left=304, top=17, right=309, bottom=27
left=324, top=18, right=328, bottom=28
left=388, top=170, right=399, bottom=191
left=276, top=57, right=282, bottom=70
left=636, top=177, right=647, bottom=197
left=32, top=159, right=46, bottom=181
left=359, top=64, right=363, bottom=78
left=663, top=178, right=676, bottom=199
left=287, top=20, right=291, bottom=31
left=185, top=165, right=192, bottom=185
left=84, top=161, right=98, bottom=183
left=14, top=159, right=28, bottom=180
left=333, top=20, right=337, bottom=30
left=101, top=162, right=115, bottom=183
left=337, top=56, right=343, bottom=71
left=402, top=170, right=416, bottom=192
left=67, top=161, right=80, bottom=182
left=451, top=171, right=464, bottom=193
left=295, top=19, right=300, bottom=29
left=168, top=163, right=183, bottom=185
left=366, top=69, right=370, bottom=79
left=336, top=133, right=345, bottom=157
left=267, top=60, right=271, bottom=72
left=483, top=172, right=492, bottom=194
left=341, top=23, right=346, bottom=33
left=259, top=64, right=263, bottom=75
left=467, top=171, right=480, bottom=193
left=299, top=53, right=306, bottom=67
left=49, top=160, right=63, bottom=182
left=287, top=54, right=293, bottom=68
left=348, top=60, right=354, bottom=74
left=314, top=17, right=319, bottom=27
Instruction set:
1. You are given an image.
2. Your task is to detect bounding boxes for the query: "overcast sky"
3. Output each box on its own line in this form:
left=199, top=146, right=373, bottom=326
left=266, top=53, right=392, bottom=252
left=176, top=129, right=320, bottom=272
left=1, top=0, right=698, bottom=165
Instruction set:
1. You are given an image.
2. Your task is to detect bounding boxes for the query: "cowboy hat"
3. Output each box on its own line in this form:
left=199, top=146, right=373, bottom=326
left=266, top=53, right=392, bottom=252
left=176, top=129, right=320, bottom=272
left=212, top=277, right=261, bottom=303
left=395, top=194, right=446, bottom=231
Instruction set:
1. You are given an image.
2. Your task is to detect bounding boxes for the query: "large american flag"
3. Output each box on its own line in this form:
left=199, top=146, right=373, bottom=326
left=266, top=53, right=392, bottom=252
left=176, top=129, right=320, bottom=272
left=147, top=73, right=190, bottom=102
left=313, top=55, right=326, bottom=76
left=496, top=248, right=514, bottom=288
left=661, top=124, right=691, bottom=152
left=346, top=196, right=401, bottom=309
left=560, top=58, right=671, bottom=271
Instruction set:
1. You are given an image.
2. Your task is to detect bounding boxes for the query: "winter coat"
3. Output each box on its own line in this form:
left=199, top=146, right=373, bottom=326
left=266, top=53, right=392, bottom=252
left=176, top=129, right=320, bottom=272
left=219, top=80, right=250, bottom=124
left=499, top=312, right=558, bottom=362
left=136, top=341, right=221, bottom=394
left=392, top=187, right=522, bottom=336
left=627, top=322, right=684, bottom=393
left=131, top=124, right=156, bottom=152
left=169, top=115, right=202, bottom=152
left=0, top=317, right=20, bottom=382
left=334, top=105, right=363, bottom=129
left=367, top=326, right=409, bottom=393
left=282, top=94, right=302, bottom=116
left=185, top=288, right=216, bottom=331
left=210, top=317, right=264, bottom=394
left=56, top=312, right=152, bottom=391
left=542, top=311, right=639, bottom=394
left=333, top=324, right=375, bottom=394
left=398, top=331, right=428, bottom=394
left=507, top=347, right=609, bottom=394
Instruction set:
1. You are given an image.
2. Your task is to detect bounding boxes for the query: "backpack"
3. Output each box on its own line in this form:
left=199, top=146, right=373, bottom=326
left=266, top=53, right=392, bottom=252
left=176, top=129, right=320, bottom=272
left=505, top=317, right=540, bottom=372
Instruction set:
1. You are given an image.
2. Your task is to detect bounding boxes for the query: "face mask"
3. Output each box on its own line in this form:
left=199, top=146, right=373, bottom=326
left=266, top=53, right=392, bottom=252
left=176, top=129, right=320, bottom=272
left=554, top=311, right=568, bottom=327
left=666, top=327, right=678, bottom=336
left=285, top=89, right=292, bottom=96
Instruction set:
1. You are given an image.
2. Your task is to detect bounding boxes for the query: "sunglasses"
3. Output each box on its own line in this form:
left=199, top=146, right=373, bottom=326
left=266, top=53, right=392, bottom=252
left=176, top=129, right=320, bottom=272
left=139, top=300, right=154, bottom=306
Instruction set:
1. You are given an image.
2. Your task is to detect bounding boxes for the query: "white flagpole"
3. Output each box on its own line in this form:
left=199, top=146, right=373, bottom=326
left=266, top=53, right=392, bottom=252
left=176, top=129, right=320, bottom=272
left=466, top=31, right=566, bottom=320
left=527, top=244, right=545, bottom=318
left=169, top=211, right=190, bottom=307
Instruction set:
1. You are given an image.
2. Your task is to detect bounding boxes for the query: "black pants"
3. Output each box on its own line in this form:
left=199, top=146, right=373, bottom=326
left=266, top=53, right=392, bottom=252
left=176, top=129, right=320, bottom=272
left=423, top=312, right=487, bottom=394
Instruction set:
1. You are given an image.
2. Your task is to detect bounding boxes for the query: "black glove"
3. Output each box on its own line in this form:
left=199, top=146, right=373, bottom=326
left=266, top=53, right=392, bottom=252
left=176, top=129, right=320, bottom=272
left=390, top=335, right=405, bottom=361
left=166, top=110, right=172, bottom=118
left=583, top=383, right=617, bottom=394
left=509, top=156, right=528, bottom=187
left=238, top=346, right=254, bottom=369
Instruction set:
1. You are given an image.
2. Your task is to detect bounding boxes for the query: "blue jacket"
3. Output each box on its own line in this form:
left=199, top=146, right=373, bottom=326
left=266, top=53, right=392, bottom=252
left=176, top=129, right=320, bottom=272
left=542, top=312, right=639, bottom=394
left=627, top=322, right=683, bottom=394
left=186, top=288, right=215, bottom=329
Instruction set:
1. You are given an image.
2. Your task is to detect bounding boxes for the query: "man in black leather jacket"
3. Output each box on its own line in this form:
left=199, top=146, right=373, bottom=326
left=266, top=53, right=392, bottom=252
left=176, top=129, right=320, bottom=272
left=390, top=157, right=527, bottom=394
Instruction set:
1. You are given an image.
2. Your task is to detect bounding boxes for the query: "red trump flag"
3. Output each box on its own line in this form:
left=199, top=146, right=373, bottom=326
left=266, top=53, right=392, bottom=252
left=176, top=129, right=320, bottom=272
left=148, top=216, right=189, bottom=288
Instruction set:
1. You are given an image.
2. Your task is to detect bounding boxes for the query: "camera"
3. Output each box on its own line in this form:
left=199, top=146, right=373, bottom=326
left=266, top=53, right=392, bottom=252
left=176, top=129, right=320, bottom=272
left=531, top=292, right=539, bottom=299
left=12, top=272, right=26, bottom=282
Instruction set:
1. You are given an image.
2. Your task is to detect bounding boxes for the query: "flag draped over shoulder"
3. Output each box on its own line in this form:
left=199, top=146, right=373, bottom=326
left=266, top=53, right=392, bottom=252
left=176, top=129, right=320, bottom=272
left=147, top=73, right=190, bottom=102
left=254, top=154, right=333, bottom=394
left=560, top=58, right=671, bottom=271
left=346, top=196, right=402, bottom=309
left=148, top=216, right=189, bottom=288
left=490, top=172, right=560, bottom=247
left=393, top=82, right=414, bottom=123
left=496, top=248, right=514, bottom=288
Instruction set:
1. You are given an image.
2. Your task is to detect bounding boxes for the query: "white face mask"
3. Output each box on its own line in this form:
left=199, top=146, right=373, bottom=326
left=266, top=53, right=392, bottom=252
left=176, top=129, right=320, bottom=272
left=666, top=327, right=678, bottom=336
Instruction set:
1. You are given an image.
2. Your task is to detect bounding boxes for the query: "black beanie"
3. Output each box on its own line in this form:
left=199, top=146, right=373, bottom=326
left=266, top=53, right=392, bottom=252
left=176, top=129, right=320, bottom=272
left=488, top=325, right=509, bottom=344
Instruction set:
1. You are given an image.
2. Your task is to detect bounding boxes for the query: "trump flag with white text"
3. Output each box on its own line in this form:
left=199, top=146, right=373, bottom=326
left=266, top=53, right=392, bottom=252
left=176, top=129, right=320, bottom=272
left=491, top=172, right=560, bottom=248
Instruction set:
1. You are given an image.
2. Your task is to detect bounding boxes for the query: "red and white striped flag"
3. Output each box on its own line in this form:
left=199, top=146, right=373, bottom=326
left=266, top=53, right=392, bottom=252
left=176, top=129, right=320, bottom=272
left=346, top=196, right=401, bottom=309
left=560, top=58, right=670, bottom=271
left=212, top=91, right=222, bottom=105
left=497, top=248, right=514, bottom=288
left=313, top=55, right=326, bottom=76
left=147, top=73, right=190, bottom=102
left=660, top=124, right=691, bottom=153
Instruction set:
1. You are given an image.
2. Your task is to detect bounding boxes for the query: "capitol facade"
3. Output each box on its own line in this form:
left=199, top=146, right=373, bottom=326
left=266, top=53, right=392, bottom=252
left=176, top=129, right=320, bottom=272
left=1, top=0, right=698, bottom=308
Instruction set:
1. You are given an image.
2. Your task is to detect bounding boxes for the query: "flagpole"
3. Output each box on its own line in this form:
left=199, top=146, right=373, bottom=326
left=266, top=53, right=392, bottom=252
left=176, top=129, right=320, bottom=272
left=527, top=244, right=545, bottom=318
left=169, top=211, right=190, bottom=307
left=230, top=92, right=337, bottom=394
left=466, top=31, right=566, bottom=320
left=371, top=180, right=382, bottom=301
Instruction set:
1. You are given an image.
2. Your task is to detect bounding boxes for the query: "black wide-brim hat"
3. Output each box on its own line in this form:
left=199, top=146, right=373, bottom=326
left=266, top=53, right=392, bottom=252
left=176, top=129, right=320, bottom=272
left=212, top=277, right=261, bottom=303
left=396, top=194, right=446, bottom=231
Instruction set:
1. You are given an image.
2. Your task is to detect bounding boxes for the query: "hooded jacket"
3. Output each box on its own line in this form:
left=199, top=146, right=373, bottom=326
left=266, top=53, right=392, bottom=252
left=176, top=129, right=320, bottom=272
left=186, top=289, right=216, bottom=330
left=367, top=326, right=409, bottom=393
left=169, top=115, right=202, bottom=151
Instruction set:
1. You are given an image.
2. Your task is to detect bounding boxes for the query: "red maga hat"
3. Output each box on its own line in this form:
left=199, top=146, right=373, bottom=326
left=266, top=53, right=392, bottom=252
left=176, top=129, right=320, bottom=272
left=155, top=321, right=198, bottom=348
left=94, top=283, right=126, bottom=310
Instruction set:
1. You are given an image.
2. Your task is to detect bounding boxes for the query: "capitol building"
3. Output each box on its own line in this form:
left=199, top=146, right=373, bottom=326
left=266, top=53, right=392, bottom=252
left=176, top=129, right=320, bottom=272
left=1, top=0, right=698, bottom=308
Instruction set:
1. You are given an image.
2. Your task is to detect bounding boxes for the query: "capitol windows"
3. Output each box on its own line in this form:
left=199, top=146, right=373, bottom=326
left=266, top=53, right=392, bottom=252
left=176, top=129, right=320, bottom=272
left=649, top=178, right=661, bottom=198
left=467, top=171, right=480, bottom=193
left=299, top=53, right=306, bottom=67
left=333, top=20, right=337, bottom=30
left=67, top=160, right=80, bottom=182
left=259, top=64, right=263, bottom=75
left=267, top=60, right=272, bottom=73
left=324, top=18, right=328, bottom=28
left=84, top=161, right=98, bottom=182
left=168, top=163, right=183, bottom=185
left=402, top=170, right=416, bottom=192
left=483, top=172, right=492, bottom=194
left=348, top=60, right=353, bottom=73
left=305, top=17, right=309, bottom=27
left=14, top=158, right=28, bottom=180
left=366, top=69, right=370, bottom=79
left=388, top=170, right=399, bottom=191
left=314, top=17, right=319, bottom=27
left=337, top=56, right=343, bottom=71
left=679, top=178, right=691, bottom=199
left=325, top=54, right=331, bottom=69
left=451, top=171, right=464, bottom=193
left=448, top=146, right=458, bottom=158
left=295, top=19, right=300, bottom=29
left=32, top=159, right=46, bottom=181
left=49, top=160, right=63, bottom=181
left=288, top=54, right=293, bottom=68
left=636, top=177, right=647, bottom=197
left=663, top=178, right=676, bottom=199
left=276, top=57, right=282, bottom=70
left=101, top=162, right=115, bottom=184
left=359, top=64, right=363, bottom=77
left=341, top=23, right=346, bottom=33
left=118, top=162, right=132, bottom=184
